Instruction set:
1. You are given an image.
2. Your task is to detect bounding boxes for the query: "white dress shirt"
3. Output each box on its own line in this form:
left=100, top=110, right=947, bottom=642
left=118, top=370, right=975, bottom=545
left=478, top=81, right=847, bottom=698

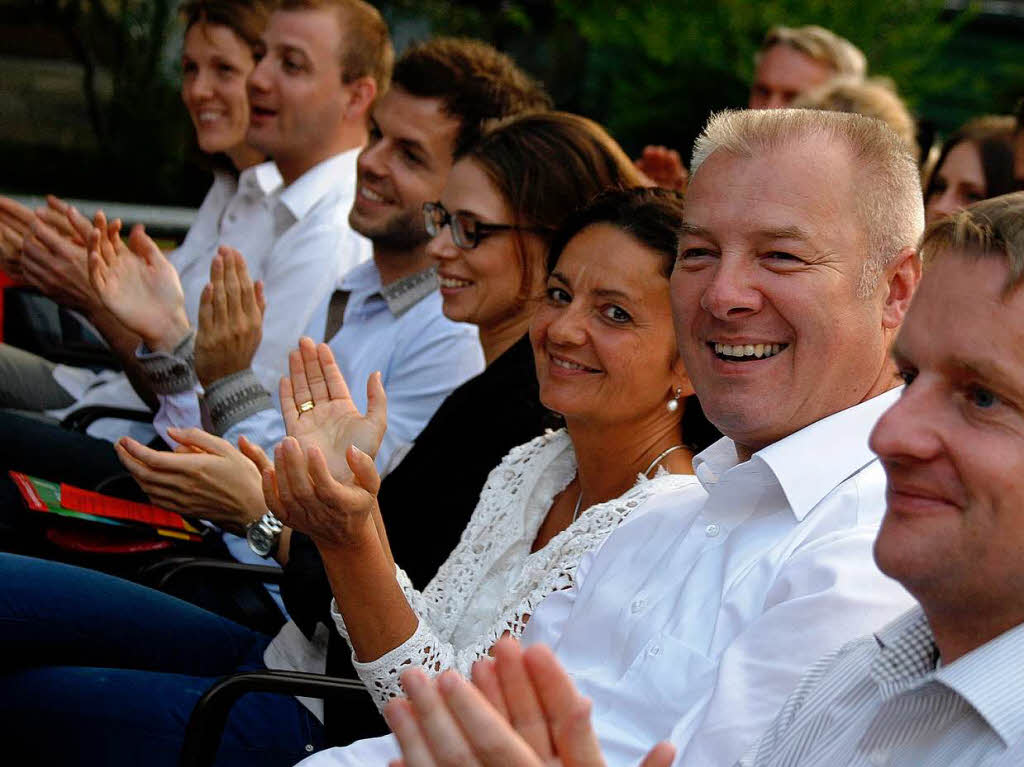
left=523, top=389, right=914, bottom=767
left=47, top=161, right=284, bottom=443
left=741, top=607, right=1024, bottom=767
left=297, top=390, right=914, bottom=767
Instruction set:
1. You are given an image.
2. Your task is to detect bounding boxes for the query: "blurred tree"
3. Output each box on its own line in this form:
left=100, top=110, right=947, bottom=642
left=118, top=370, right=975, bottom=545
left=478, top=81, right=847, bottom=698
left=3, top=0, right=1021, bottom=204
left=383, top=0, right=1019, bottom=162
left=548, top=0, right=979, bottom=159
left=2, top=0, right=194, bottom=203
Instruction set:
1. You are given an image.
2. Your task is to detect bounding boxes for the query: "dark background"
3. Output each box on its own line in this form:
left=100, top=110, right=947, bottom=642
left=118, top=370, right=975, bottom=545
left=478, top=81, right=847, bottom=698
left=1, top=0, right=1022, bottom=207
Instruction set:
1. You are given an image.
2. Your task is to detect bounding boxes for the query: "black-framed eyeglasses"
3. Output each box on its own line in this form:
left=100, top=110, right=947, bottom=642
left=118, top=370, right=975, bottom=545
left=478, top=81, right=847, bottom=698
left=423, top=201, right=551, bottom=250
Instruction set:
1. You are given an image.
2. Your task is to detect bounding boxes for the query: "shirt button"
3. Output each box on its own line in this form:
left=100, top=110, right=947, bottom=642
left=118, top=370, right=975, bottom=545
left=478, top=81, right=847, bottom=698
left=705, top=523, right=720, bottom=537
left=648, top=644, right=662, bottom=657
left=869, top=750, right=889, bottom=766
left=630, top=597, right=647, bottom=614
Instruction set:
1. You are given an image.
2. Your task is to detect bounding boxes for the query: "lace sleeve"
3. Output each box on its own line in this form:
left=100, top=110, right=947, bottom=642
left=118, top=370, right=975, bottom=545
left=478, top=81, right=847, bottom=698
left=344, top=546, right=580, bottom=712
left=330, top=564, right=426, bottom=643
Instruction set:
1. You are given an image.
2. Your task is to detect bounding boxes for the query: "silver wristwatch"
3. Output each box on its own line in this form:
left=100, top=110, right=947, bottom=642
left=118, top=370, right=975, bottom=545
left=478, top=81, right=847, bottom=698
left=245, top=511, right=284, bottom=558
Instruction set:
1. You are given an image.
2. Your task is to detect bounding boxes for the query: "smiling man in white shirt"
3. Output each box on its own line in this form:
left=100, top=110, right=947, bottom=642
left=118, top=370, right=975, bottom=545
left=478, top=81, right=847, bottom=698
left=313, top=108, right=928, bottom=767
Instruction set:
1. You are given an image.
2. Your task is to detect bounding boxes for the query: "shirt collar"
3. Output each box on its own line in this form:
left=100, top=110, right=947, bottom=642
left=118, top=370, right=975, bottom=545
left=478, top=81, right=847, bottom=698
left=249, top=161, right=283, bottom=195
left=340, top=261, right=439, bottom=318
left=935, top=619, right=1024, bottom=746
left=276, top=147, right=360, bottom=222
left=692, top=388, right=900, bottom=521
left=380, top=267, right=439, bottom=317
left=872, top=607, right=1024, bottom=747
left=871, top=607, right=938, bottom=692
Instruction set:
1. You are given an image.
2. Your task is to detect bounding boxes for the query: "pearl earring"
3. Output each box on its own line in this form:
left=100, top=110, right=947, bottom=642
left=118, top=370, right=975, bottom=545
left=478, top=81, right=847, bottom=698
left=666, top=387, right=682, bottom=413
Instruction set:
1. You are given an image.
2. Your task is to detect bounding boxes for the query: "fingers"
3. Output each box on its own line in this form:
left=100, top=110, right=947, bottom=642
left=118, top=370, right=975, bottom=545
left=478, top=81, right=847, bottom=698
left=261, top=464, right=286, bottom=521
left=28, top=215, right=68, bottom=258
left=522, top=644, right=604, bottom=765
left=238, top=435, right=272, bottom=474
left=399, top=670, right=481, bottom=767
left=492, top=638, right=555, bottom=758
left=113, top=441, right=194, bottom=505
left=435, top=670, right=546, bottom=766
left=307, top=445, right=373, bottom=519
left=385, top=698, right=439, bottom=767
left=280, top=374, right=299, bottom=435
left=639, top=743, right=676, bottom=767
left=345, top=444, right=381, bottom=495
left=35, top=205, right=77, bottom=241
left=300, top=336, right=330, bottom=404
left=277, top=437, right=319, bottom=512
left=93, top=211, right=116, bottom=264
left=318, top=342, right=352, bottom=401
left=0, top=196, right=35, bottom=234
left=365, top=370, right=388, bottom=441
left=86, top=228, right=107, bottom=294
left=210, top=251, right=227, bottom=329
left=198, top=282, right=214, bottom=337
left=116, top=435, right=208, bottom=476
left=165, top=426, right=231, bottom=456
left=287, top=346, right=313, bottom=410
left=127, top=223, right=162, bottom=265
left=254, top=280, right=266, bottom=314
left=222, top=247, right=255, bottom=318
left=469, top=658, right=510, bottom=721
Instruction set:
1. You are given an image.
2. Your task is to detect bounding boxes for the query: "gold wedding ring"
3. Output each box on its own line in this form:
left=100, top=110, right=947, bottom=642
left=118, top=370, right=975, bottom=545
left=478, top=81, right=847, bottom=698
left=297, top=400, right=315, bottom=414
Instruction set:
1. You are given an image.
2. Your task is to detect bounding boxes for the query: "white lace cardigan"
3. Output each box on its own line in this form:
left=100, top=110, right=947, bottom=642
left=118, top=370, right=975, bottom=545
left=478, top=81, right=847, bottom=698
left=331, top=428, right=699, bottom=710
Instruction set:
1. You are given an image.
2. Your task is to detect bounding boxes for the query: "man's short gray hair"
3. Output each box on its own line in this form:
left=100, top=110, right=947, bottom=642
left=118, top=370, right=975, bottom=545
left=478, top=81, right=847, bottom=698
left=758, top=25, right=867, bottom=80
left=690, top=108, right=924, bottom=296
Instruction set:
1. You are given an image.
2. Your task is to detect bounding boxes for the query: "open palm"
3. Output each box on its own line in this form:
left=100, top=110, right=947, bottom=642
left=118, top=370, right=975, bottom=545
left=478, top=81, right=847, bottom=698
left=280, top=337, right=387, bottom=483
left=88, top=212, right=188, bottom=349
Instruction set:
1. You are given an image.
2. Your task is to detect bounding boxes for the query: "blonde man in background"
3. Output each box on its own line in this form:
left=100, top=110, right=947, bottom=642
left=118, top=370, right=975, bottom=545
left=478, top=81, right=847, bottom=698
left=750, top=24, right=866, bottom=109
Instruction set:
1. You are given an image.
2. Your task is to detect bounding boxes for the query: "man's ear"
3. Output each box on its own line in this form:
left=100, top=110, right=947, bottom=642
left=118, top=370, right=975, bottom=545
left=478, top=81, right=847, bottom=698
left=881, top=246, right=921, bottom=330
left=343, top=76, right=378, bottom=122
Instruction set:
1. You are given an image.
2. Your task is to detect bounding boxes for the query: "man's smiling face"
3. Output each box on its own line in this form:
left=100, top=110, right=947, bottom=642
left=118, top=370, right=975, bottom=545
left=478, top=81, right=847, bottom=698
left=671, top=135, right=898, bottom=455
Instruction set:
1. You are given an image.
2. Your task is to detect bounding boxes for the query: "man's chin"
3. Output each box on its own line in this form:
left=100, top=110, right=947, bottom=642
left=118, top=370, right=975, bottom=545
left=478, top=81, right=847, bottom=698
left=350, top=213, right=429, bottom=252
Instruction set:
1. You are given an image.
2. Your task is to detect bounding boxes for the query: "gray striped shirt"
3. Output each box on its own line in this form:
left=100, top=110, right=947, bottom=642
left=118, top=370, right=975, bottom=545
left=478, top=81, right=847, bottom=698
left=740, top=607, right=1024, bottom=767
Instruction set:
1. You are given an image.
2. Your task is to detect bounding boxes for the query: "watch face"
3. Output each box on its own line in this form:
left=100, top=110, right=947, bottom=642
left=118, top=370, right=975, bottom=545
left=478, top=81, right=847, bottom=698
left=247, top=524, right=273, bottom=556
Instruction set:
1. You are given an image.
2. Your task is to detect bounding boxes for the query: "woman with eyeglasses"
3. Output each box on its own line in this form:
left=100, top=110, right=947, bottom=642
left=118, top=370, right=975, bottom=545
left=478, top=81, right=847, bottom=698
left=265, top=179, right=722, bottom=743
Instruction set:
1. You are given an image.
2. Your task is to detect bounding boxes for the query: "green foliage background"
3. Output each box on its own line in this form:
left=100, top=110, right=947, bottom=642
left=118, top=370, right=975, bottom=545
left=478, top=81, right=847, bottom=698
left=1, top=0, right=1022, bottom=204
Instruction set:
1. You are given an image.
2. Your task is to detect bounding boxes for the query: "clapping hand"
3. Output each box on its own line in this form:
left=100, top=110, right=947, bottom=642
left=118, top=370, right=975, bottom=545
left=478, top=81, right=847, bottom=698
left=87, top=210, right=190, bottom=352
left=633, top=145, right=688, bottom=193
left=280, top=337, right=386, bottom=481
left=194, top=246, right=266, bottom=387
left=115, top=427, right=271, bottom=533
left=262, top=432, right=381, bottom=550
left=261, top=338, right=387, bottom=548
left=385, top=638, right=676, bottom=767
left=0, top=196, right=34, bottom=280
left=14, top=200, right=102, bottom=311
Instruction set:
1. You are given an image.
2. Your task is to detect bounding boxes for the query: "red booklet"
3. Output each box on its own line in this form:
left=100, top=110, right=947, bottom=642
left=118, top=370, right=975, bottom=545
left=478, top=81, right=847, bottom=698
left=9, top=472, right=203, bottom=542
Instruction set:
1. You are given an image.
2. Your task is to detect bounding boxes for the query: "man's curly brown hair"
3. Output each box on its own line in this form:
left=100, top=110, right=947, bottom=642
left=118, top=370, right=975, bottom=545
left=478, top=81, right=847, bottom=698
left=392, top=37, right=552, bottom=157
